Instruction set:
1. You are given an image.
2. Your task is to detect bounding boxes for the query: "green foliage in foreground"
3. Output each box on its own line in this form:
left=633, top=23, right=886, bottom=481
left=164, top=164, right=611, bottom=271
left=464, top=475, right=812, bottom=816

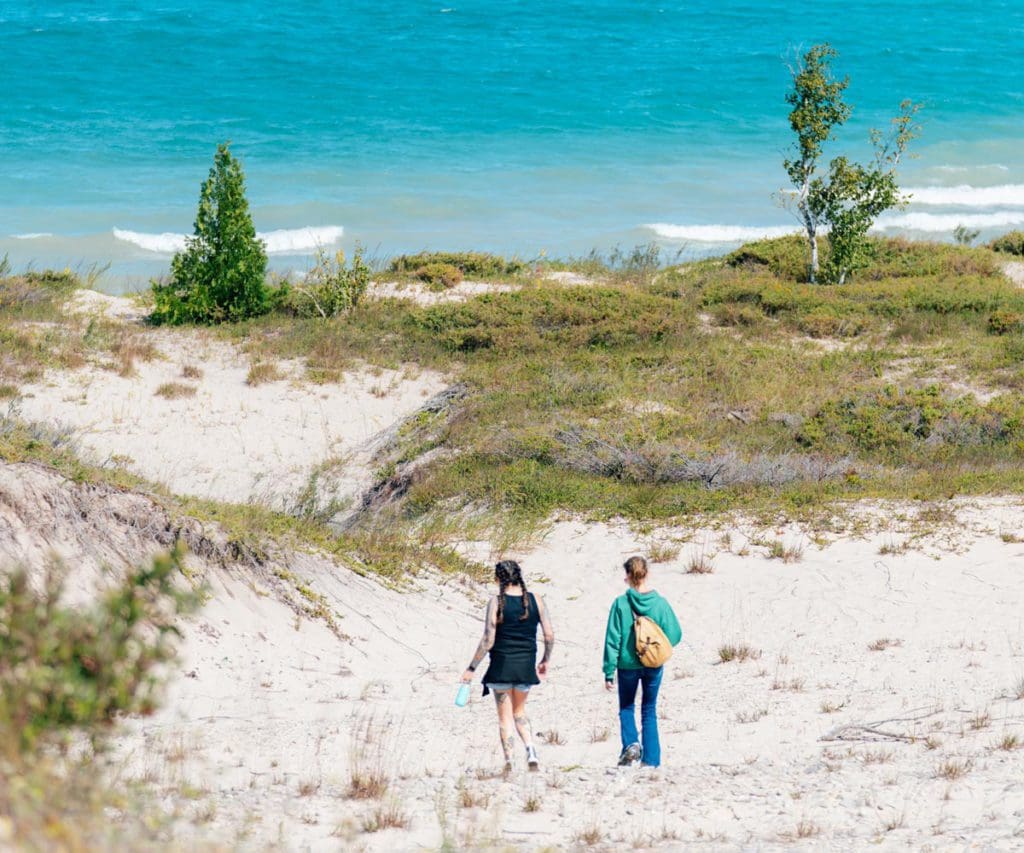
left=284, top=245, right=371, bottom=318
left=151, top=142, right=268, bottom=324
left=990, top=230, right=1024, bottom=256
left=0, top=549, right=199, bottom=752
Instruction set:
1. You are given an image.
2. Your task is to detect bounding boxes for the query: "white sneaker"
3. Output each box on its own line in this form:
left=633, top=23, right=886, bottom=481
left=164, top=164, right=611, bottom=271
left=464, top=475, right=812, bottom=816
left=526, top=745, right=540, bottom=771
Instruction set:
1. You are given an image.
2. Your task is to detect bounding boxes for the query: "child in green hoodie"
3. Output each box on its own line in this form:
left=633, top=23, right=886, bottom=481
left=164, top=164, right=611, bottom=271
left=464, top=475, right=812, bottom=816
left=602, top=555, right=682, bottom=767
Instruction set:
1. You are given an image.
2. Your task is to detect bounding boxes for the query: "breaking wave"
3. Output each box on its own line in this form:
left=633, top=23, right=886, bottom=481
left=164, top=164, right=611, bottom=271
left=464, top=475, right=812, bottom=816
left=112, top=225, right=344, bottom=254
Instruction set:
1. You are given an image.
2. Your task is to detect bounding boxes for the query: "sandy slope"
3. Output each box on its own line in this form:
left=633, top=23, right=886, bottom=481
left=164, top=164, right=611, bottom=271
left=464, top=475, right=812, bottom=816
left=4, top=459, right=1024, bottom=850
left=15, top=293, right=446, bottom=509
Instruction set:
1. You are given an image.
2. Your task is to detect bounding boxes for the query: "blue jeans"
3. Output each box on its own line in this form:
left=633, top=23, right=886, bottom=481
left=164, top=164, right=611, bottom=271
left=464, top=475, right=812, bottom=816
left=617, top=666, right=664, bottom=767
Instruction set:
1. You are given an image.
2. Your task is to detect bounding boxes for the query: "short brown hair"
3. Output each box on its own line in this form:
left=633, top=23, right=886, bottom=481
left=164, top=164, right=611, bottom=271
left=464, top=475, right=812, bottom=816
left=624, top=555, right=648, bottom=587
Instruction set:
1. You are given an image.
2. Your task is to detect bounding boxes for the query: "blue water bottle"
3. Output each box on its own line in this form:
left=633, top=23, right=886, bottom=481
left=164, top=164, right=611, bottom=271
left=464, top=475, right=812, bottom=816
left=455, top=682, right=471, bottom=707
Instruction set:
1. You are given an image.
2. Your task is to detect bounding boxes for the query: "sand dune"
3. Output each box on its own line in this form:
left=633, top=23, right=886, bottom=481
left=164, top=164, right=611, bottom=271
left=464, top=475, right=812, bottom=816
left=5, top=293, right=1024, bottom=849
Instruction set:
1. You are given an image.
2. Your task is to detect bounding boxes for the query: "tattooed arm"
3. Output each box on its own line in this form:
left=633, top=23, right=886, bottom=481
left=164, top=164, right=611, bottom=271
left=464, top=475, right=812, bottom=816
left=461, top=597, right=497, bottom=682
left=536, top=594, right=555, bottom=676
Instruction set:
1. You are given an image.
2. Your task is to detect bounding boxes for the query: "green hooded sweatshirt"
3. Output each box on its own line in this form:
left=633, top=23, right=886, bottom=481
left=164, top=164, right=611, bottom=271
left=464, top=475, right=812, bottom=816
left=602, top=588, right=682, bottom=679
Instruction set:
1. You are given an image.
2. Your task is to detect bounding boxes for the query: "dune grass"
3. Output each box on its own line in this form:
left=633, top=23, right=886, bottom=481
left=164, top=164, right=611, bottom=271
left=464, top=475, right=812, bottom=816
left=214, top=236, right=1024, bottom=538
left=6, top=237, right=1024, bottom=556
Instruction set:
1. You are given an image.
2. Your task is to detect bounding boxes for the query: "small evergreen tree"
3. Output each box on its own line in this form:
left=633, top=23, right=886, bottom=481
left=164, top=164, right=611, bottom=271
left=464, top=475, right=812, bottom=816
left=784, top=44, right=920, bottom=284
left=151, top=143, right=268, bottom=323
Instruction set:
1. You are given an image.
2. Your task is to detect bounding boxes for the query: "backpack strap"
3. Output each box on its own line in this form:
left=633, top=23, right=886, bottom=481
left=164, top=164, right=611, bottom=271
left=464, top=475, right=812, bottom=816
left=625, top=596, right=641, bottom=622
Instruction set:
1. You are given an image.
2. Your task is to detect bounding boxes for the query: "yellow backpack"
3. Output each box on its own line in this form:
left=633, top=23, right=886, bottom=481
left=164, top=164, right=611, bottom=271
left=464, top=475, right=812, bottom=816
left=628, top=600, right=673, bottom=668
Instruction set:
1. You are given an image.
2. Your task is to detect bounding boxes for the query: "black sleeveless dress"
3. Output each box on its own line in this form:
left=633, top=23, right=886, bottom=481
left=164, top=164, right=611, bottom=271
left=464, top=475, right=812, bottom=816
left=482, top=593, right=541, bottom=693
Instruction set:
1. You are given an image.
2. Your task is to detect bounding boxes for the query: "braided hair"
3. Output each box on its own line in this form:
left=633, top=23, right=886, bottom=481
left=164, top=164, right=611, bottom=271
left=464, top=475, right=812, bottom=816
left=494, top=560, right=531, bottom=623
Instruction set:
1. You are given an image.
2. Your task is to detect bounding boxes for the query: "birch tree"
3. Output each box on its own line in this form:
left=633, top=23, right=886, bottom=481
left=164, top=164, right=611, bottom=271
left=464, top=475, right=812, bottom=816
left=784, top=44, right=920, bottom=284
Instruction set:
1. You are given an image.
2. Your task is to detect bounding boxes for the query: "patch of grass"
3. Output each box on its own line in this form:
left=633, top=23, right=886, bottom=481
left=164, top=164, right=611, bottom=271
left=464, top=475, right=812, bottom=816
left=794, top=820, right=820, bottom=839
left=456, top=778, right=489, bottom=809
left=347, top=716, right=392, bottom=800
left=735, top=707, right=768, bottom=724
left=360, top=799, right=410, bottom=833
left=685, top=550, right=713, bottom=574
left=766, top=539, right=803, bottom=562
left=868, top=637, right=902, bottom=652
left=996, top=733, right=1021, bottom=751
left=969, top=710, right=991, bottom=731
left=718, top=643, right=760, bottom=663
left=860, top=749, right=894, bottom=765
left=297, top=777, right=321, bottom=797
left=154, top=382, right=196, bottom=399
left=181, top=364, right=203, bottom=379
left=572, top=824, right=603, bottom=846
left=648, top=541, right=681, bottom=563
left=538, top=729, right=566, bottom=746
left=245, top=360, right=282, bottom=385
left=936, top=758, right=971, bottom=780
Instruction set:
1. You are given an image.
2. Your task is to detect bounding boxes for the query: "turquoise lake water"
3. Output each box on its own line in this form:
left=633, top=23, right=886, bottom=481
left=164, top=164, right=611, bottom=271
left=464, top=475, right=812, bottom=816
left=2, top=1, right=1023, bottom=289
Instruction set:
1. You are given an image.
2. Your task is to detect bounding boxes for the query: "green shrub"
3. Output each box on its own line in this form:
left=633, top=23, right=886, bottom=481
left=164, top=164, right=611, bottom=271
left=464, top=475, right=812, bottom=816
left=727, top=235, right=812, bottom=280
left=710, top=303, right=763, bottom=327
left=797, top=385, right=1024, bottom=456
left=0, top=270, right=80, bottom=321
left=410, top=286, right=690, bottom=354
left=285, top=246, right=371, bottom=317
left=796, top=309, right=867, bottom=338
left=0, top=549, right=199, bottom=752
left=990, top=231, right=1024, bottom=256
left=150, top=143, right=268, bottom=324
left=988, top=309, right=1024, bottom=335
left=726, top=235, right=1000, bottom=282
left=416, top=262, right=463, bottom=290
left=389, top=251, right=525, bottom=278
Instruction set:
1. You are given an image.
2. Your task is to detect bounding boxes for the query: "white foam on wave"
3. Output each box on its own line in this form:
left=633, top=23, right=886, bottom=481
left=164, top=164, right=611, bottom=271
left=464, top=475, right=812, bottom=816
left=113, top=225, right=344, bottom=255
left=112, top=229, right=187, bottom=253
left=645, top=223, right=800, bottom=242
left=903, top=184, right=1024, bottom=207
left=936, top=164, right=1009, bottom=173
left=11, top=232, right=54, bottom=239
left=260, top=225, right=344, bottom=253
left=875, top=210, right=1024, bottom=232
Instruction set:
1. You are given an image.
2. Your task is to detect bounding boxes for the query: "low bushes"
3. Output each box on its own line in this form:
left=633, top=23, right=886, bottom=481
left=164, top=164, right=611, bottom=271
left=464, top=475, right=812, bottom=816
left=725, top=235, right=1000, bottom=282
left=797, top=385, right=1024, bottom=456
left=415, top=262, right=463, bottom=290
left=284, top=246, right=370, bottom=318
left=0, top=549, right=198, bottom=752
left=990, top=230, right=1024, bottom=256
left=409, top=286, right=691, bottom=353
left=988, top=309, right=1024, bottom=335
left=701, top=270, right=1024, bottom=338
left=388, top=251, right=525, bottom=278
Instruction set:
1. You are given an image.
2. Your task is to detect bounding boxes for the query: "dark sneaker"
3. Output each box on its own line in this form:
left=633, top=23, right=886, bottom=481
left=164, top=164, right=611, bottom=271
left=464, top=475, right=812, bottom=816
left=618, top=743, right=642, bottom=766
left=526, top=745, right=540, bottom=771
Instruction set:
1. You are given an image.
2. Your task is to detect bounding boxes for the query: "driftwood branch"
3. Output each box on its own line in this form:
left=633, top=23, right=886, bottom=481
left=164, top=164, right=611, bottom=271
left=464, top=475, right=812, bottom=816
left=821, top=707, right=944, bottom=743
